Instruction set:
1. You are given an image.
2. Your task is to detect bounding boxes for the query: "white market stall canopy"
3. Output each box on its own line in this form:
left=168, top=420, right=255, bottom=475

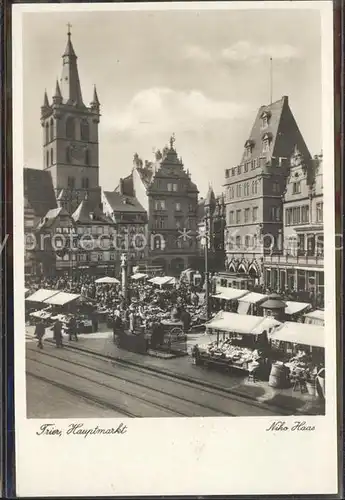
left=206, top=310, right=281, bottom=336
left=95, top=277, right=120, bottom=284
left=212, top=287, right=249, bottom=301
left=148, top=276, right=176, bottom=286
left=304, top=309, right=325, bottom=326
left=26, top=289, right=60, bottom=303
left=269, top=321, right=324, bottom=348
left=237, top=292, right=267, bottom=314
left=131, top=273, right=148, bottom=280
left=238, top=292, right=267, bottom=304
left=285, top=301, right=312, bottom=316
left=44, top=292, right=80, bottom=306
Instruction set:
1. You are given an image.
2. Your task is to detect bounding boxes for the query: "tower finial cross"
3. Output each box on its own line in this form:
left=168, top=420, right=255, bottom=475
left=67, top=23, right=72, bottom=36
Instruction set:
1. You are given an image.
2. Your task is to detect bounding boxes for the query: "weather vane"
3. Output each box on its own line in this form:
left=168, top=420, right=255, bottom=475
left=67, top=23, right=72, bottom=36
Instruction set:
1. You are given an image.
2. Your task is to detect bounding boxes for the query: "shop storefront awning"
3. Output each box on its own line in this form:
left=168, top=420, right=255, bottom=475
left=131, top=273, right=148, bottom=280
left=285, top=301, right=311, bottom=316
left=304, top=309, right=325, bottom=326
left=26, top=289, right=60, bottom=303
left=238, top=292, right=267, bottom=304
left=44, top=292, right=80, bottom=306
left=148, top=276, right=176, bottom=286
left=212, top=287, right=249, bottom=301
left=269, top=321, right=324, bottom=348
left=206, top=310, right=280, bottom=335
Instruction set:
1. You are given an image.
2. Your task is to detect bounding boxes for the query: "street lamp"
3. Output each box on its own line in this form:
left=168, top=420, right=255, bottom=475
left=200, top=216, right=211, bottom=321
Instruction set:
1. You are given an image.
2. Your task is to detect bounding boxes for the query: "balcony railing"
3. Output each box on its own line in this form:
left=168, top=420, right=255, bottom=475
left=263, top=253, right=324, bottom=267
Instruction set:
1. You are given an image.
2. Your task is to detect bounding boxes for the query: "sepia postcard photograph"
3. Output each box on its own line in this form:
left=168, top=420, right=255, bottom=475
left=13, top=1, right=338, bottom=497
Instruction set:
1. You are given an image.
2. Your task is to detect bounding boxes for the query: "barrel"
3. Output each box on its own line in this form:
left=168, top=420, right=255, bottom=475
left=306, top=380, right=316, bottom=396
left=269, top=363, right=287, bottom=388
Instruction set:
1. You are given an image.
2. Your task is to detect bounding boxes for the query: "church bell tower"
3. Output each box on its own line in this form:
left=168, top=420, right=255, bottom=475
left=40, top=26, right=101, bottom=213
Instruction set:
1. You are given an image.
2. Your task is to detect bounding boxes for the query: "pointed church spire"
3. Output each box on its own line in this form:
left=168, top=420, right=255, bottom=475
left=42, top=89, right=50, bottom=108
left=60, top=27, right=84, bottom=107
left=90, top=85, right=100, bottom=111
left=52, top=79, right=63, bottom=104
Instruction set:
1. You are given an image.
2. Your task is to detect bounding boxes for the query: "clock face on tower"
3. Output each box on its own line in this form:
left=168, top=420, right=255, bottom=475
left=70, top=143, right=87, bottom=163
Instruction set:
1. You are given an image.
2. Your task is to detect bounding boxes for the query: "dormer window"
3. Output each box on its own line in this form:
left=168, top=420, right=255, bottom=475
left=261, top=111, right=271, bottom=128
left=262, top=132, right=272, bottom=153
left=244, top=139, right=254, bottom=159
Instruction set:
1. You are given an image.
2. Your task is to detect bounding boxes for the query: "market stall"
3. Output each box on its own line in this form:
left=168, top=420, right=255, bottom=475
left=193, top=311, right=281, bottom=378
left=148, top=276, right=177, bottom=288
left=268, top=321, right=325, bottom=394
left=284, top=301, right=312, bottom=321
left=304, top=309, right=325, bottom=326
left=25, top=288, right=61, bottom=322
left=95, top=276, right=120, bottom=285
left=211, top=287, right=249, bottom=313
left=237, top=291, right=267, bottom=315
left=131, top=273, right=148, bottom=281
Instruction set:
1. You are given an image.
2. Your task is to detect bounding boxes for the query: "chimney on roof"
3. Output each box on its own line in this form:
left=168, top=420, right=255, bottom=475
left=119, top=178, right=124, bottom=195
left=282, top=96, right=288, bottom=104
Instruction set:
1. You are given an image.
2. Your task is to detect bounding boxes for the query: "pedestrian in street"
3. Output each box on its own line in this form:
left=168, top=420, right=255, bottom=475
left=53, top=319, right=63, bottom=348
left=35, top=319, right=45, bottom=349
left=68, top=315, right=78, bottom=342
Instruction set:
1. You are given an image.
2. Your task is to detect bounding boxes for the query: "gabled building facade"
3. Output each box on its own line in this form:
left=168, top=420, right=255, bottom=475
left=224, top=95, right=312, bottom=285
left=263, top=150, right=324, bottom=305
left=102, top=190, right=148, bottom=273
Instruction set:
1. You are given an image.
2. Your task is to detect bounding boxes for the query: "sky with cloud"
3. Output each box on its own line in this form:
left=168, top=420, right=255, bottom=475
left=22, top=7, right=321, bottom=197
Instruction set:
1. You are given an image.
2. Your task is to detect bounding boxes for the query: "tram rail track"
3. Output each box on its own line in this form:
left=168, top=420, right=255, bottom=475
left=29, top=339, right=292, bottom=416
left=26, top=341, right=292, bottom=416
left=27, top=350, right=241, bottom=417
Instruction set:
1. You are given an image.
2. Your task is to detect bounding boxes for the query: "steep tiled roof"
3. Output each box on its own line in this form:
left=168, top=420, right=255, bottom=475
left=72, top=199, right=112, bottom=224
left=103, top=191, right=146, bottom=213
left=36, top=207, right=71, bottom=230
left=240, top=96, right=311, bottom=165
left=115, top=173, right=134, bottom=197
left=24, top=168, right=57, bottom=217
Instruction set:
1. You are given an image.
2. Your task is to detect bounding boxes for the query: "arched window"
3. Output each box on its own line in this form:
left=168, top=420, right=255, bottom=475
left=66, top=117, right=75, bottom=139
left=80, top=119, right=89, bottom=141
left=46, top=151, right=49, bottom=167
left=66, top=147, right=71, bottom=163
left=50, top=148, right=54, bottom=165
left=50, top=118, right=54, bottom=142
left=82, top=177, right=89, bottom=189
left=85, top=149, right=90, bottom=165
left=67, top=176, right=75, bottom=189
left=45, top=123, right=49, bottom=144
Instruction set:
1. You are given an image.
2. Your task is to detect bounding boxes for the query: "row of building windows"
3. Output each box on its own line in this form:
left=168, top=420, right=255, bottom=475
left=228, top=207, right=259, bottom=225
left=153, top=216, right=195, bottom=230
left=57, top=250, right=146, bottom=262
left=54, top=224, right=146, bottom=237
left=285, top=203, right=323, bottom=226
left=226, top=180, right=281, bottom=200
left=154, top=200, right=194, bottom=212
left=46, top=148, right=90, bottom=167
left=45, top=117, right=90, bottom=144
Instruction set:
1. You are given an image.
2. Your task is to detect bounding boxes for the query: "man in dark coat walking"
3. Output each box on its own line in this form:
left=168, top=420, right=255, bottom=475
left=53, top=319, right=63, bottom=348
left=68, top=315, right=78, bottom=341
left=35, top=320, right=45, bottom=349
